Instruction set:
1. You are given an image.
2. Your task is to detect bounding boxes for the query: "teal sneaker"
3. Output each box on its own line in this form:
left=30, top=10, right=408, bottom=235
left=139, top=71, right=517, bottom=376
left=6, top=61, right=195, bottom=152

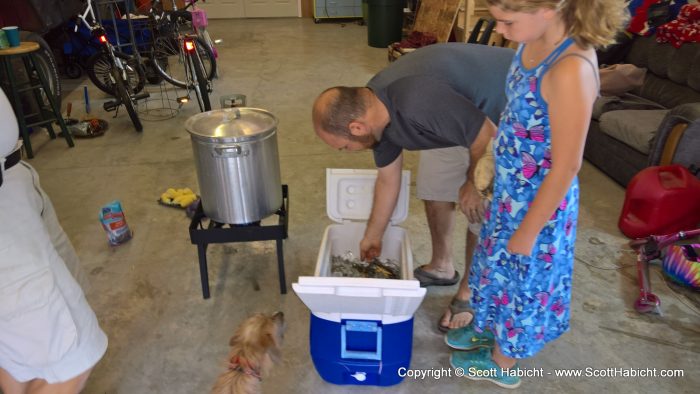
left=444, top=323, right=494, bottom=350
left=450, top=348, right=522, bottom=389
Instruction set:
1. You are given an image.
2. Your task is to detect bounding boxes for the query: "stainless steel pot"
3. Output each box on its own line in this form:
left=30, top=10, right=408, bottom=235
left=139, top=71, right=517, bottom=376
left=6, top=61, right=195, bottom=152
left=185, top=108, right=282, bottom=224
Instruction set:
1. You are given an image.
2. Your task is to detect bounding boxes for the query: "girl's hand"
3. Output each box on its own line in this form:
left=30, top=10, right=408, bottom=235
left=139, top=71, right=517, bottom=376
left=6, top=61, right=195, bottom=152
left=507, top=229, right=536, bottom=256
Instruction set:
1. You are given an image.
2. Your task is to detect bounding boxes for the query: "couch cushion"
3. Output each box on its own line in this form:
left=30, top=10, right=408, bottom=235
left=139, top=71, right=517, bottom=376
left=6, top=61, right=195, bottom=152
left=592, top=94, right=665, bottom=120
left=669, top=44, right=700, bottom=90
left=626, top=36, right=700, bottom=108
left=646, top=42, right=675, bottom=77
left=689, top=51, right=700, bottom=91
left=635, top=73, right=700, bottom=109
left=598, top=109, right=669, bottom=154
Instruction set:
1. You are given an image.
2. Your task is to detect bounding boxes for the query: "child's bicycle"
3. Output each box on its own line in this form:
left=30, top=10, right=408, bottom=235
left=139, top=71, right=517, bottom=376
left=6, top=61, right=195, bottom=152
left=630, top=228, right=700, bottom=314
left=76, top=0, right=149, bottom=131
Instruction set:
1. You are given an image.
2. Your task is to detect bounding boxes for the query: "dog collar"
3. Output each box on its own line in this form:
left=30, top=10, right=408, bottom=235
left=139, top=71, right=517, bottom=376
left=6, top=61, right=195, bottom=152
left=228, top=356, right=262, bottom=381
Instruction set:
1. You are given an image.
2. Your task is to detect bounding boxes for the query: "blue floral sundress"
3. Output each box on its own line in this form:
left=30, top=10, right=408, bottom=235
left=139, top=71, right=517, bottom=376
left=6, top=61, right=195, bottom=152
left=469, top=38, right=579, bottom=359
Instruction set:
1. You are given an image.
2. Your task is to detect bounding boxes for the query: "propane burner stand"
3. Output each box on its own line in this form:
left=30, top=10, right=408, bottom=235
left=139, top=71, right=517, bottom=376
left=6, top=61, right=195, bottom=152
left=189, top=185, right=289, bottom=299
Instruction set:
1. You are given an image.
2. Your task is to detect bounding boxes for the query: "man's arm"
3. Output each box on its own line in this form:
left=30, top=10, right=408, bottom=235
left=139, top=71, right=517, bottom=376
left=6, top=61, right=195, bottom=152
left=360, top=153, right=403, bottom=261
left=459, top=118, right=497, bottom=223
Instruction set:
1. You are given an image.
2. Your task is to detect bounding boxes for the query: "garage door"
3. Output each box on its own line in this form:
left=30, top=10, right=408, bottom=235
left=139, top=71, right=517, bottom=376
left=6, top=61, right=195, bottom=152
left=198, top=0, right=299, bottom=18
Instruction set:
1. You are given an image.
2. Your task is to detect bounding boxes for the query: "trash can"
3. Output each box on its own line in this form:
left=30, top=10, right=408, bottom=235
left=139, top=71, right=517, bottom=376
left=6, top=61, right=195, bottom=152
left=362, top=0, right=369, bottom=25
left=367, top=0, right=404, bottom=48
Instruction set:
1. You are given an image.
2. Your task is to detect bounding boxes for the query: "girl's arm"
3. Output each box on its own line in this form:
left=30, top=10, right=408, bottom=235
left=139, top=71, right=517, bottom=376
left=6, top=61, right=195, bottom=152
left=508, top=53, right=598, bottom=255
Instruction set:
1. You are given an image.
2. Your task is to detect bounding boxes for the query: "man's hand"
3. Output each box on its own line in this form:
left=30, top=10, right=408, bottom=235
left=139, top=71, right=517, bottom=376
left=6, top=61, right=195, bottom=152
left=361, top=154, right=402, bottom=262
left=459, top=180, right=486, bottom=224
left=360, top=235, right=382, bottom=261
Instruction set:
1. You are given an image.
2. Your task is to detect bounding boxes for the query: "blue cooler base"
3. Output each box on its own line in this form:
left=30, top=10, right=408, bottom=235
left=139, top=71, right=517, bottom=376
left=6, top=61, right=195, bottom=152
left=309, top=314, right=414, bottom=386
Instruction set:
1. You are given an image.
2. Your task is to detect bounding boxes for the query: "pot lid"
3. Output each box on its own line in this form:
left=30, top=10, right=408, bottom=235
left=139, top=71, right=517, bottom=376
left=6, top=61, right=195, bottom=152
left=185, top=108, right=278, bottom=142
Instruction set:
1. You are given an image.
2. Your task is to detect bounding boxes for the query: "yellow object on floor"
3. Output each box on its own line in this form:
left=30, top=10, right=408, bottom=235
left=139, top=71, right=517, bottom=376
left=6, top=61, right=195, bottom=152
left=160, top=188, right=197, bottom=208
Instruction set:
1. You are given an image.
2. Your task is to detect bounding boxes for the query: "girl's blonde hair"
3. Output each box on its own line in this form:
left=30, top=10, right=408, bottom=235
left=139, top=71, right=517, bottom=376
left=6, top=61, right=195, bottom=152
left=486, top=0, right=629, bottom=49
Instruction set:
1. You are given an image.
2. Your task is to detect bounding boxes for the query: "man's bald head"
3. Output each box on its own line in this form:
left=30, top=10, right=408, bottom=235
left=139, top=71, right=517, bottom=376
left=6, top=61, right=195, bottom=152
left=312, top=86, right=369, bottom=138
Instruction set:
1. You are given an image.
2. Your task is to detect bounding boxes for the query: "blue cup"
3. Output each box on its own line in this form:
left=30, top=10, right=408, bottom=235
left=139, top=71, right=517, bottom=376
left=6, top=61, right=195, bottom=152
left=2, top=26, right=20, bottom=47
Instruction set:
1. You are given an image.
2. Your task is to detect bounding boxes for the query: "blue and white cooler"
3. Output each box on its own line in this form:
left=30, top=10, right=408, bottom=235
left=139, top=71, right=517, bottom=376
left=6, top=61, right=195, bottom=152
left=293, top=169, right=427, bottom=386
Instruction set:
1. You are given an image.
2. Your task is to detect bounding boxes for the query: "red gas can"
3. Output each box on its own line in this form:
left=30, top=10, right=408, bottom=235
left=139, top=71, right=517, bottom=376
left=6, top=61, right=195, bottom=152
left=619, top=165, right=700, bottom=239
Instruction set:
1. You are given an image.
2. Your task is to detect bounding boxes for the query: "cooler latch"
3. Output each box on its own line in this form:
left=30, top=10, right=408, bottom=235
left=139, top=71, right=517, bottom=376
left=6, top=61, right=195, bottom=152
left=340, top=320, right=382, bottom=361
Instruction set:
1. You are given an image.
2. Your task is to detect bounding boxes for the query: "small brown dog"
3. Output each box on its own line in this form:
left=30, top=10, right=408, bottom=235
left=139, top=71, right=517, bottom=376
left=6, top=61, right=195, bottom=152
left=211, top=312, right=285, bottom=394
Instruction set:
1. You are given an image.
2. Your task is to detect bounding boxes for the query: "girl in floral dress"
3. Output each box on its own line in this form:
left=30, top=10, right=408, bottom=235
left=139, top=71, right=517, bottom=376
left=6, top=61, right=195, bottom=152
left=446, top=0, right=628, bottom=389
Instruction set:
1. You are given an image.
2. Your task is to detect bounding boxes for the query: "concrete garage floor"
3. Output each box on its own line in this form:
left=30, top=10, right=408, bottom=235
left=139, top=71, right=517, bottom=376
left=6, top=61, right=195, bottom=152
left=24, top=18, right=698, bottom=393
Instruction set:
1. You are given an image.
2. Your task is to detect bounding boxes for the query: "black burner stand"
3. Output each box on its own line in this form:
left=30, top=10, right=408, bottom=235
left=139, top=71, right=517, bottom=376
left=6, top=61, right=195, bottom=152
left=189, top=185, right=289, bottom=299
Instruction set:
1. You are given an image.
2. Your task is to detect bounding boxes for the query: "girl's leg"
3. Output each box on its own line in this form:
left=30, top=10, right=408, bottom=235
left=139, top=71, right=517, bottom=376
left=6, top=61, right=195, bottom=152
left=493, top=341, right=517, bottom=369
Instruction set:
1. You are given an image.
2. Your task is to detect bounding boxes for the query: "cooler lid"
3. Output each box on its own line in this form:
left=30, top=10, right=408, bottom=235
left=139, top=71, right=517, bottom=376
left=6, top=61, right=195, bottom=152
left=292, top=276, right=426, bottom=320
left=185, top=107, right=278, bottom=143
left=326, top=168, right=410, bottom=225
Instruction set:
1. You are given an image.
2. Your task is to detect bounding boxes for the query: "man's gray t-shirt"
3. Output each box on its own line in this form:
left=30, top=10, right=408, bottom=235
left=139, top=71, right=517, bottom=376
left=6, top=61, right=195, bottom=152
left=366, top=43, right=514, bottom=167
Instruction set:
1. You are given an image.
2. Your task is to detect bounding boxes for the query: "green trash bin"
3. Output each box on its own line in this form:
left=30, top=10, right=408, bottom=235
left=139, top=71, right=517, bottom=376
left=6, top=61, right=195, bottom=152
left=367, top=0, right=404, bottom=48
left=362, top=0, right=369, bottom=25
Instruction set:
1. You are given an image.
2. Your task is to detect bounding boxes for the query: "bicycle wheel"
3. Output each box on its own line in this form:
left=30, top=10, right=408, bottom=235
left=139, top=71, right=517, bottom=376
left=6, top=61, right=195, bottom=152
left=190, top=51, right=211, bottom=112
left=151, top=35, right=216, bottom=89
left=87, top=52, right=145, bottom=95
left=19, top=32, right=62, bottom=108
left=112, top=67, right=143, bottom=132
left=198, top=29, right=218, bottom=58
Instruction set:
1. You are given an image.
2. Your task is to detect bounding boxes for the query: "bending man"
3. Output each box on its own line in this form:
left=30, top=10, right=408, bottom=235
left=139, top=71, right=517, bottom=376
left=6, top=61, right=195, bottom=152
left=312, top=43, right=512, bottom=332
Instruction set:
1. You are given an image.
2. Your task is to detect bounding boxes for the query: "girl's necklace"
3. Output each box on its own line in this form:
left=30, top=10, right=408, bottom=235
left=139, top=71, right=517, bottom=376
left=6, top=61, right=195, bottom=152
left=528, top=35, right=566, bottom=63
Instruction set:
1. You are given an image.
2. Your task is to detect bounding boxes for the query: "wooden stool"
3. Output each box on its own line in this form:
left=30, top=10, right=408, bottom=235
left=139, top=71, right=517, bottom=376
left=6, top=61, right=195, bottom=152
left=0, top=42, right=73, bottom=158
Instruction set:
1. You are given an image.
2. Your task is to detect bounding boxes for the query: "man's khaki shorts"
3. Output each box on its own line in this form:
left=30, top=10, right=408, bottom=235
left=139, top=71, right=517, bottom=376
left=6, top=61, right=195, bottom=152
left=416, top=146, right=482, bottom=234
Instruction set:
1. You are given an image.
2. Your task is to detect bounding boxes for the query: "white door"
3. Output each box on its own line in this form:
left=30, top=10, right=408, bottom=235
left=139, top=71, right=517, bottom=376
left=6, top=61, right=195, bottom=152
left=198, top=0, right=299, bottom=18
left=196, top=0, right=245, bottom=18
left=244, top=0, right=299, bottom=17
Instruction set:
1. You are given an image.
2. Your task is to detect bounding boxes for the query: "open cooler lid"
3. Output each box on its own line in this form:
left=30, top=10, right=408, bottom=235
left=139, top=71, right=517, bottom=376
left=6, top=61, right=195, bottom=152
left=292, top=277, right=426, bottom=323
left=326, top=168, right=410, bottom=225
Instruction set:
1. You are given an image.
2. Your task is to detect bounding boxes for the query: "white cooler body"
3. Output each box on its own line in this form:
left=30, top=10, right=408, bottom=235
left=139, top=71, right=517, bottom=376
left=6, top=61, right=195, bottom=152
left=293, top=169, right=427, bottom=386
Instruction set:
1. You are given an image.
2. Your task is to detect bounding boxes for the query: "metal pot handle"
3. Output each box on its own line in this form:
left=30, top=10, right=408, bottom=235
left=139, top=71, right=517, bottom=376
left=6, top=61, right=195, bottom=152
left=213, top=145, right=249, bottom=157
left=222, top=108, right=241, bottom=123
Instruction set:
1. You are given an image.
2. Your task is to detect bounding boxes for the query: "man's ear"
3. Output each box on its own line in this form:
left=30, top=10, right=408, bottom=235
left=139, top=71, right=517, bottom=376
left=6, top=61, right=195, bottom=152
left=348, top=120, right=370, bottom=137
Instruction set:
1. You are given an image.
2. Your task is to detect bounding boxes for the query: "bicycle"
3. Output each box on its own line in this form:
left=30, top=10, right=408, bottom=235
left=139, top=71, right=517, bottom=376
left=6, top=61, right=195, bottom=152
left=147, top=0, right=216, bottom=112
left=83, top=16, right=151, bottom=95
left=630, top=228, right=700, bottom=315
left=77, top=0, right=149, bottom=131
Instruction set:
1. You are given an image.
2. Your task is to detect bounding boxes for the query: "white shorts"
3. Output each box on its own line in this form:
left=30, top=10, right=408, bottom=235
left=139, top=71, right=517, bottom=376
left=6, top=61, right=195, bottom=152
left=416, top=146, right=482, bottom=234
left=0, top=162, right=107, bottom=384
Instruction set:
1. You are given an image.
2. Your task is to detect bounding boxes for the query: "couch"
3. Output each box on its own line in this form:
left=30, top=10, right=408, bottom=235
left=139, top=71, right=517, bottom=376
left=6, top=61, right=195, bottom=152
left=584, top=35, right=700, bottom=187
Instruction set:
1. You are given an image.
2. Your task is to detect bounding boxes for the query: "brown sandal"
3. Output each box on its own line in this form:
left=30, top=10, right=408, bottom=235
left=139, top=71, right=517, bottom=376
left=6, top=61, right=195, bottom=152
left=413, top=265, right=460, bottom=287
left=437, top=297, right=474, bottom=333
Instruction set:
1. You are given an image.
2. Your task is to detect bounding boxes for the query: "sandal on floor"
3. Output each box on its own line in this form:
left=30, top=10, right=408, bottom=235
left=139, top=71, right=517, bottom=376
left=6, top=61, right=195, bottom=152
left=413, top=265, right=460, bottom=287
left=438, top=297, right=474, bottom=333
